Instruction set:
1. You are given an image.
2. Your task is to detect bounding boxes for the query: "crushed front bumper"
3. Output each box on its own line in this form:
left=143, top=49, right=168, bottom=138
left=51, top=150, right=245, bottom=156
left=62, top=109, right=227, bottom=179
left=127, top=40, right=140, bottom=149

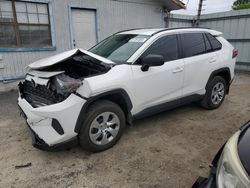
left=29, top=126, right=78, bottom=151
left=18, top=85, right=86, bottom=151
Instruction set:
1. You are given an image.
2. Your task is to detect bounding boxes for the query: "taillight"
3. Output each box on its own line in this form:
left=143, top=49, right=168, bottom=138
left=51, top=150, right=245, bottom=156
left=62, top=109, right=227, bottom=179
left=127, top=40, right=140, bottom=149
left=232, top=49, right=239, bottom=58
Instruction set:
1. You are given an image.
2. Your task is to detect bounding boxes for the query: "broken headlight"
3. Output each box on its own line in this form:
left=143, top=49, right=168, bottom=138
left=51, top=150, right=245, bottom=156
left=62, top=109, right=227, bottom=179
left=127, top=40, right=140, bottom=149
left=52, top=74, right=82, bottom=96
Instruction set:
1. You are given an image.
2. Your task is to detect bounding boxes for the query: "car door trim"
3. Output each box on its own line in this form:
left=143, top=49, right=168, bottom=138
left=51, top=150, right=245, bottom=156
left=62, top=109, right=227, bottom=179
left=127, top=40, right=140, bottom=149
left=133, top=94, right=204, bottom=120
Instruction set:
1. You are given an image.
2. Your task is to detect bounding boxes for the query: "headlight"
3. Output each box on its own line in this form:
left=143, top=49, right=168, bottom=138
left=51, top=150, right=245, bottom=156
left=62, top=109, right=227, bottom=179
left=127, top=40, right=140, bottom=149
left=52, top=74, right=82, bottom=95
left=217, top=150, right=246, bottom=188
left=216, top=132, right=250, bottom=188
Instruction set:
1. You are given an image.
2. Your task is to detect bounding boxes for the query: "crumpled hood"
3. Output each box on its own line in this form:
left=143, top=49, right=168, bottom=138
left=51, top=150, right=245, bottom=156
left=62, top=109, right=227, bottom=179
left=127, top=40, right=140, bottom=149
left=29, top=49, right=115, bottom=69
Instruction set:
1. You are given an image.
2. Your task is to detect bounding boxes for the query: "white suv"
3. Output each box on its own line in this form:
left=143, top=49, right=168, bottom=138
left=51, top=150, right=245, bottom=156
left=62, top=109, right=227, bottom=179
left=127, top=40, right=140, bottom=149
left=18, top=28, right=237, bottom=152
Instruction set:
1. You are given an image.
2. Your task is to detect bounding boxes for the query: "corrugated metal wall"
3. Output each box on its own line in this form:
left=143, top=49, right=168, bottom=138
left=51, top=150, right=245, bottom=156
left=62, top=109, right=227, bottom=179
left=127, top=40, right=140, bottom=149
left=0, top=0, right=164, bottom=81
left=168, top=14, right=193, bottom=27
left=200, top=10, right=250, bottom=71
left=169, top=10, right=250, bottom=71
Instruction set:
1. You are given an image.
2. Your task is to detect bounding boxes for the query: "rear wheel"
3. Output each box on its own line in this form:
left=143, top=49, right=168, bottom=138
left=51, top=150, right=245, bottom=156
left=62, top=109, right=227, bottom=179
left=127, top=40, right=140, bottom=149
left=200, top=76, right=227, bottom=110
left=78, top=100, right=125, bottom=152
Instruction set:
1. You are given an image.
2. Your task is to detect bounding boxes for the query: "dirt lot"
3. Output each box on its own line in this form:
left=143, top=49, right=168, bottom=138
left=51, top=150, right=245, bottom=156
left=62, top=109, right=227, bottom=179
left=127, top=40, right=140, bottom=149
left=0, top=73, right=250, bottom=188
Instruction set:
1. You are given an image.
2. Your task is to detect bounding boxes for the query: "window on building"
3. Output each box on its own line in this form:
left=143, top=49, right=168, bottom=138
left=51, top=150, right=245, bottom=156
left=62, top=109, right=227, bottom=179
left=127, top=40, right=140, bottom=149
left=0, top=0, right=52, bottom=48
left=141, top=35, right=179, bottom=62
left=181, top=33, right=206, bottom=58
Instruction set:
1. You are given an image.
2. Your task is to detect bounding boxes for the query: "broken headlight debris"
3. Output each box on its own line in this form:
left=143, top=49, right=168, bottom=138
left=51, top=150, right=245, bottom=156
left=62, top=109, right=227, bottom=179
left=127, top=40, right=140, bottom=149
left=52, top=74, right=82, bottom=96
left=20, top=80, right=65, bottom=107
left=20, top=74, right=82, bottom=108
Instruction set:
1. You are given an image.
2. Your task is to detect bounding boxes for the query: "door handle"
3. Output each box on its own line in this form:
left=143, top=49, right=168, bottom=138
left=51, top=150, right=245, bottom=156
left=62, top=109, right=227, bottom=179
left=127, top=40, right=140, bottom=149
left=172, top=67, right=184, bottom=73
left=209, top=58, right=216, bottom=63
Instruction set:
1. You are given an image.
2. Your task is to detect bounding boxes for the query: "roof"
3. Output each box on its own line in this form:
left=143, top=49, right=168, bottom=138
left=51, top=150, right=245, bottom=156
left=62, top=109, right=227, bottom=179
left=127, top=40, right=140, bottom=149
left=117, top=27, right=223, bottom=36
left=159, top=0, right=186, bottom=11
left=112, top=0, right=185, bottom=11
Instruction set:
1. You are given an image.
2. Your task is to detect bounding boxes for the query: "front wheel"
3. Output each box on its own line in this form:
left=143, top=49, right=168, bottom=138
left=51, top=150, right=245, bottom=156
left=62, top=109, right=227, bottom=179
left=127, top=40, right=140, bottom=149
left=200, top=76, right=227, bottom=110
left=78, top=100, right=125, bottom=152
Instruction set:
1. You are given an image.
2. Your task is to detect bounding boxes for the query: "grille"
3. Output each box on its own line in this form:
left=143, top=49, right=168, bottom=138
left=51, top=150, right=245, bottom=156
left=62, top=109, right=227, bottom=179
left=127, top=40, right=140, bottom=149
left=21, top=81, right=65, bottom=107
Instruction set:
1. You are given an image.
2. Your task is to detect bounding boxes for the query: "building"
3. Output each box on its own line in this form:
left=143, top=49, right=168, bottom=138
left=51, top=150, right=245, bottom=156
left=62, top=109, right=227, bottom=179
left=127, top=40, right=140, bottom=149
left=0, top=0, right=185, bottom=82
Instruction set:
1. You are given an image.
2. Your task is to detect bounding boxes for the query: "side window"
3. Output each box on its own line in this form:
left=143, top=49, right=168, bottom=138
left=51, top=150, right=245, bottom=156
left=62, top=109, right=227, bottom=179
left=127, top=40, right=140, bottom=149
left=181, top=33, right=206, bottom=58
left=206, top=33, right=222, bottom=51
left=203, top=34, right=212, bottom=52
left=141, top=35, right=178, bottom=62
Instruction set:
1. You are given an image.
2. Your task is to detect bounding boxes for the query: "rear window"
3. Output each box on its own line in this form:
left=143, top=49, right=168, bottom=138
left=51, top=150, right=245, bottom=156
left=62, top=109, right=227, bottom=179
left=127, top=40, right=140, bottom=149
left=181, top=33, right=206, bottom=58
left=205, top=33, right=222, bottom=51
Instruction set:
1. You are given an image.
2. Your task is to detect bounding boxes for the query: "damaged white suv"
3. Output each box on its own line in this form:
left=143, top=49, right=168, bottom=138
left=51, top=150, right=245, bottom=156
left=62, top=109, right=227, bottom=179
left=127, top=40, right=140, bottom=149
left=18, top=28, right=237, bottom=152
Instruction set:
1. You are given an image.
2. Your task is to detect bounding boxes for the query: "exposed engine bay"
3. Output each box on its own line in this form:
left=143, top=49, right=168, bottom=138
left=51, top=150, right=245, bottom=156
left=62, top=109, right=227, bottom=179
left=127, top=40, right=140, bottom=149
left=19, top=51, right=112, bottom=108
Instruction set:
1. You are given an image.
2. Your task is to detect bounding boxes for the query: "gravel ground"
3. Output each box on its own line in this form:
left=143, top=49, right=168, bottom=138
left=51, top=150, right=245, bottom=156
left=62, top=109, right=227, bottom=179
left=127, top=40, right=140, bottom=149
left=0, top=73, right=250, bottom=188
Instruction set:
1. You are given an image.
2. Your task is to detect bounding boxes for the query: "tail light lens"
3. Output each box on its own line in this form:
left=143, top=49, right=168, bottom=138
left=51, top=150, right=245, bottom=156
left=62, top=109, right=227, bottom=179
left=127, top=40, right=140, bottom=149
left=232, top=49, right=239, bottom=58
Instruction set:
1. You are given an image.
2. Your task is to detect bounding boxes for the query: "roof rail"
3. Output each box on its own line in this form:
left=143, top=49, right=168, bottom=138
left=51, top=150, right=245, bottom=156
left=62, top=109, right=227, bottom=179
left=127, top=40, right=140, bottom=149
left=115, top=28, right=155, bottom=35
left=114, top=27, right=211, bottom=36
left=151, top=27, right=211, bottom=36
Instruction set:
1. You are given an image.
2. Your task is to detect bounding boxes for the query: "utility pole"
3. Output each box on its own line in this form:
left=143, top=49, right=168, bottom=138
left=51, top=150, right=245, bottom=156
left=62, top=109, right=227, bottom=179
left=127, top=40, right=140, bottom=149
left=195, top=0, right=204, bottom=26
left=163, top=9, right=170, bottom=28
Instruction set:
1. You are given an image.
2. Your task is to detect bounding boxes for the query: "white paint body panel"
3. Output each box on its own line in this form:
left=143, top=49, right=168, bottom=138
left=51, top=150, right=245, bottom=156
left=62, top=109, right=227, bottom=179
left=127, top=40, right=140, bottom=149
left=29, top=49, right=115, bottom=69
left=130, top=59, right=184, bottom=113
left=18, top=94, right=86, bottom=145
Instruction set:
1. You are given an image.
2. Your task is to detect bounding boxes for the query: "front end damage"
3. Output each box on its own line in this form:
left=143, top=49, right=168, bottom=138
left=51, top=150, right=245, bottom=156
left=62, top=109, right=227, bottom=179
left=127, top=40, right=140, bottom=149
left=18, top=49, right=113, bottom=150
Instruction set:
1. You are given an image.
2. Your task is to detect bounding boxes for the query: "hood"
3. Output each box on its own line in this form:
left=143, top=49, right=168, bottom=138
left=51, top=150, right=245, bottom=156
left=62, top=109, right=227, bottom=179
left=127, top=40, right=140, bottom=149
left=238, top=121, right=250, bottom=177
left=29, top=49, right=115, bottom=69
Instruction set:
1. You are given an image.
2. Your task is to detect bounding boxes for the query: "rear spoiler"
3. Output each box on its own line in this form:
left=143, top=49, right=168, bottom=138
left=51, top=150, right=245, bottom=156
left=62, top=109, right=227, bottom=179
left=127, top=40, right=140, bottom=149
left=208, top=30, right=223, bottom=37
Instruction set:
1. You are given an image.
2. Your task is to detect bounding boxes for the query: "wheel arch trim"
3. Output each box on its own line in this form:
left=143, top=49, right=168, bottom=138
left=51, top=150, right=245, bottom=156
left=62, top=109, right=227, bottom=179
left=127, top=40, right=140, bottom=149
left=74, top=89, right=133, bottom=133
left=205, top=67, right=232, bottom=93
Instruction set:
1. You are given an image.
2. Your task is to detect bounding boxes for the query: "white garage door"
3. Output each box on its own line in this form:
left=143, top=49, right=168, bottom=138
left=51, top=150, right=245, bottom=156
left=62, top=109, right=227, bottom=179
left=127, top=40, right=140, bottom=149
left=71, top=9, right=97, bottom=50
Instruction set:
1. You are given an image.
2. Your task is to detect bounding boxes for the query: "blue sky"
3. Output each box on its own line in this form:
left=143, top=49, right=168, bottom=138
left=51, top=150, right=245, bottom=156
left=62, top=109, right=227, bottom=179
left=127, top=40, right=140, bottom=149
left=172, top=0, right=235, bottom=15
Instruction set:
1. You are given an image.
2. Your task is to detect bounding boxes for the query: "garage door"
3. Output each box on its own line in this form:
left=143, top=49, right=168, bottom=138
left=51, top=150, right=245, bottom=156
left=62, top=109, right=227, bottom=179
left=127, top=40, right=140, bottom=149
left=71, top=9, right=97, bottom=50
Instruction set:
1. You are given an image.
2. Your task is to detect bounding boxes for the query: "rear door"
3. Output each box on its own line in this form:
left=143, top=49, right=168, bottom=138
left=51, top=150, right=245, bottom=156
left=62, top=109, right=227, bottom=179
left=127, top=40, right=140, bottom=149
left=180, top=32, right=218, bottom=97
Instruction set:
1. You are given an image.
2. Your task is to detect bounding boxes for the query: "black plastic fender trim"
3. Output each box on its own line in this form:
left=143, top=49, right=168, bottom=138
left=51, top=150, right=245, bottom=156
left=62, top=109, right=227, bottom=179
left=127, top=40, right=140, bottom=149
left=205, top=67, right=232, bottom=93
left=74, top=89, right=133, bottom=133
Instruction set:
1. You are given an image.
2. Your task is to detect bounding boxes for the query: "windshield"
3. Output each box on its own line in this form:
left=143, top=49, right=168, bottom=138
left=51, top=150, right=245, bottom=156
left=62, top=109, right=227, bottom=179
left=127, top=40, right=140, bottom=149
left=89, top=34, right=149, bottom=63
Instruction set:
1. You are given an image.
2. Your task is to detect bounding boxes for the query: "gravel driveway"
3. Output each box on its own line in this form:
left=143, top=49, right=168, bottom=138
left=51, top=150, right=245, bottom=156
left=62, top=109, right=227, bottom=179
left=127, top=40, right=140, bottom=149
left=0, top=73, right=250, bottom=188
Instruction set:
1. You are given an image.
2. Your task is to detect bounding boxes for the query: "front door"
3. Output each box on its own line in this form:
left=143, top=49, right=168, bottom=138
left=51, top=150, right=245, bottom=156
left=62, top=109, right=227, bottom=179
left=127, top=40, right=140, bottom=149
left=131, top=34, right=184, bottom=114
left=71, top=8, right=97, bottom=50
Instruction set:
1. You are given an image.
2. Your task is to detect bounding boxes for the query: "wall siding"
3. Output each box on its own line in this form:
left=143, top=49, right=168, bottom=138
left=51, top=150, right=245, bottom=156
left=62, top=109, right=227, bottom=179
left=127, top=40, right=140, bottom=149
left=200, top=10, right=250, bottom=67
left=0, top=0, right=164, bottom=81
left=168, top=14, right=193, bottom=28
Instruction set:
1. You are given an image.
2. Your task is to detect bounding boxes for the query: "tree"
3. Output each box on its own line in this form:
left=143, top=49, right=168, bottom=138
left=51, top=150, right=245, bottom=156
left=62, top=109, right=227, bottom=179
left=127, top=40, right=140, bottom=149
left=232, top=0, right=250, bottom=10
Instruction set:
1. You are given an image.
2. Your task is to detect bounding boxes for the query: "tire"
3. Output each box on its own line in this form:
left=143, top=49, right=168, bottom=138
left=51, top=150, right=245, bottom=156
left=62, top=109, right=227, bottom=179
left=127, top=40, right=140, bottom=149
left=200, top=76, right=227, bottom=110
left=78, top=100, right=126, bottom=152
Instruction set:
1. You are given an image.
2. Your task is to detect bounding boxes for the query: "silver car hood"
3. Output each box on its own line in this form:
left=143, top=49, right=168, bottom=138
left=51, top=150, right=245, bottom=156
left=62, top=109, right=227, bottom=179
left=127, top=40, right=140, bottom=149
left=28, top=49, right=115, bottom=69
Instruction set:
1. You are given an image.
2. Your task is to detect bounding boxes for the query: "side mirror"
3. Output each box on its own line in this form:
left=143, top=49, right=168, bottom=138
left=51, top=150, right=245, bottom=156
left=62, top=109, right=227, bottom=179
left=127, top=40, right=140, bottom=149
left=141, top=54, right=164, bottom=72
